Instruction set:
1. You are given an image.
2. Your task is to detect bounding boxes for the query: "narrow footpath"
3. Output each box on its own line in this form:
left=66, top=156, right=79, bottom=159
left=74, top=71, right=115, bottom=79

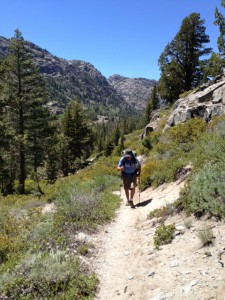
left=93, top=180, right=186, bottom=300
left=92, top=178, right=225, bottom=300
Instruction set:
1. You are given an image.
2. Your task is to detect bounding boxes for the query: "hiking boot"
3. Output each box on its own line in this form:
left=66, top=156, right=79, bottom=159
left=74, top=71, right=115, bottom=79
left=129, top=200, right=135, bottom=208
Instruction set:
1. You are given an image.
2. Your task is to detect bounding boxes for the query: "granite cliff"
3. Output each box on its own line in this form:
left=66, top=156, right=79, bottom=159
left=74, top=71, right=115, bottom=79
left=108, top=74, right=157, bottom=110
left=143, top=74, right=225, bottom=135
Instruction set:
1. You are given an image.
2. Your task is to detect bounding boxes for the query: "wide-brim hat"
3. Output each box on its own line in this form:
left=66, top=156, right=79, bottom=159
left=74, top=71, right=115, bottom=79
left=122, top=149, right=133, bottom=158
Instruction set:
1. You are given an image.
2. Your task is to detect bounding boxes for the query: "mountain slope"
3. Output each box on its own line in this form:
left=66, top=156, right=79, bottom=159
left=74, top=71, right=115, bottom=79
left=108, top=74, right=157, bottom=110
left=0, top=36, right=129, bottom=116
left=0, top=36, right=156, bottom=116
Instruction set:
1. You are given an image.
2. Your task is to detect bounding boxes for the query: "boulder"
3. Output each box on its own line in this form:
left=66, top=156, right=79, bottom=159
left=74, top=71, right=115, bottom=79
left=164, top=77, right=225, bottom=129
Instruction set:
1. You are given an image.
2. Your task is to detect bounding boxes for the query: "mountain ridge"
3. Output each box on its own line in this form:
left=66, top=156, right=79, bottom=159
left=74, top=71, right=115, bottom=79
left=0, top=36, right=156, bottom=116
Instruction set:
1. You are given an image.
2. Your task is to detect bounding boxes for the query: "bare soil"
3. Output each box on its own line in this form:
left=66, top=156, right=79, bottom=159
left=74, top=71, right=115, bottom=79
left=92, top=180, right=225, bottom=300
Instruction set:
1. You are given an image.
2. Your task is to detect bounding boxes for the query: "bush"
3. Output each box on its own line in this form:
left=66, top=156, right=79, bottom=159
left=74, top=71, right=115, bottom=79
left=170, top=118, right=207, bottom=144
left=149, top=203, right=176, bottom=220
left=179, top=88, right=196, bottom=98
left=196, top=226, right=214, bottom=247
left=54, top=177, right=120, bottom=231
left=78, top=243, right=89, bottom=255
left=140, top=160, right=160, bottom=190
left=142, top=137, right=152, bottom=150
left=153, top=223, right=175, bottom=250
left=0, top=251, right=98, bottom=299
left=152, top=156, right=187, bottom=185
left=191, top=133, right=225, bottom=171
left=0, top=234, right=10, bottom=263
left=181, top=162, right=225, bottom=218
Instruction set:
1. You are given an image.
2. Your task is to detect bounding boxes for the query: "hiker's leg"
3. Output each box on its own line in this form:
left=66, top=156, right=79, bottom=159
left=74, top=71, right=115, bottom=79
left=130, top=176, right=137, bottom=200
left=124, top=189, right=130, bottom=206
left=130, top=187, right=135, bottom=200
left=124, top=189, right=130, bottom=201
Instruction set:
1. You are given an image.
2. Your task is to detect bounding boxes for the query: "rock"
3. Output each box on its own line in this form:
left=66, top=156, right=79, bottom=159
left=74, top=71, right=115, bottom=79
left=108, top=74, right=157, bottom=110
left=42, top=203, right=56, bottom=214
left=163, top=77, right=225, bottom=129
left=76, top=232, right=93, bottom=242
left=170, top=260, right=180, bottom=267
left=182, top=280, right=199, bottom=293
left=148, top=271, right=156, bottom=277
left=150, top=292, right=167, bottom=300
left=124, top=251, right=130, bottom=256
left=175, top=225, right=186, bottom=235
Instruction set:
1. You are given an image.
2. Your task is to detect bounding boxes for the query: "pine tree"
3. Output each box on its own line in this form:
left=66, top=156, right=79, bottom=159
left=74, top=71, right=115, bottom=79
left=202, top=52, right=224, bottom=81
left=144, top=85, right=159, bottom=124
left=112, top=124, right=120, bottom=146
left=215, top=0, right=225, bottom=58
left=61, top=99, right=94, bottom=175
left=1, top=29, right=54, bottom=193
left=158, top=13, right=212, bottom=103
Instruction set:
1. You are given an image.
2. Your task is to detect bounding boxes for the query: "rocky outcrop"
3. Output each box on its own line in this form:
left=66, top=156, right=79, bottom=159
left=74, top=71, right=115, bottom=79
left=108, top=74, right=157, bottom=110
left=164, top=75, right=225, bottom=130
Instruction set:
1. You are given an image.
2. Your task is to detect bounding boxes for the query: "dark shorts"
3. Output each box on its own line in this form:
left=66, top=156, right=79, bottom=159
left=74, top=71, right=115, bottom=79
left=122, top=174, right=137, bottom=190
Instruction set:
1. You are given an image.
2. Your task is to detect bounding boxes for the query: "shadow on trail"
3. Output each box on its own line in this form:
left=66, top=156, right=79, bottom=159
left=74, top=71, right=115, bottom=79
left=135, top=199, right=152, bottom=208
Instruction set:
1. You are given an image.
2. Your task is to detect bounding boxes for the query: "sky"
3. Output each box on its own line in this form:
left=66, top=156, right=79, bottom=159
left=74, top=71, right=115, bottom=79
left=0, top=0, right=223, bottom=80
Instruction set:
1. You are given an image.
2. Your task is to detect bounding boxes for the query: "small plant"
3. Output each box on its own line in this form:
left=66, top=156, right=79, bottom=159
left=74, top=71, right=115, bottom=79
left=77, top=243, right=89, bottom=255
left=184, top=218, right=193, bottom=229
left=149, top=206, right=168, bottom=219
left=204, top=251, right=212, bottom=256
left=153, top=223, right=175, bottom=250
left=179, top=88, right=197, bottom=98
left=149, top=203, right=175, bottom=220
left=196, top=226, right=214, bottom=247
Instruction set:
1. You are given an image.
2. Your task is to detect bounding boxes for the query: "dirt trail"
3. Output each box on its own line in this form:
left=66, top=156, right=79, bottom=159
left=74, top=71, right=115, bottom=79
left=93, top=180, right=186, bottom=300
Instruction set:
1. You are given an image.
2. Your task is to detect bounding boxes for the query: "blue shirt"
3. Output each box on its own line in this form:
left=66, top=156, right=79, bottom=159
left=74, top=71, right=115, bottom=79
left=118, top=157, right=141, bottom=174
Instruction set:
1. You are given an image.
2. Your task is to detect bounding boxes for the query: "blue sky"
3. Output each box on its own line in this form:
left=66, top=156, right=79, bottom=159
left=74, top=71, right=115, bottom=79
left=0, top=0, right=223, bottom=80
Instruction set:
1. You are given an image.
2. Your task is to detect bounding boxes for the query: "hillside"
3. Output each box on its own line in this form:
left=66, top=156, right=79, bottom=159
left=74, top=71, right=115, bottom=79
left=0, top=36, right=156, bottom=116
left=108, top=74, right=157, bottom=110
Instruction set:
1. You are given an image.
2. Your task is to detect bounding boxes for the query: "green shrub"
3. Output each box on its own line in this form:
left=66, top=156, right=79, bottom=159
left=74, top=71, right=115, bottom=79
left=196, top=226, right=214, bottom=247
left=54, top=178, right=120, bottom=231
left=191, top=133, right=225, bottom=171
left=179, top=88, right=196, bottom=98
left=153, top=223, right=175, bottom=250
left=142, top=131, right=161, bottom=151
left=149, top=203, right=176, bottom=220
left=181, top=162, right=225, bottom=218
left=0, top=234, right=10, bottom=263
left=170, top=118, right=207, bottom=144
left=152, top=156, right=187, bottom=186
left=78, top=243, right=89, bottom=255
left=26, top=214, right=57, bottom=252
left=0, top=251, right=98, bottom=299
left=140, top=160, right=160, bottom=190
left=142, top=137, right=152, bottom=150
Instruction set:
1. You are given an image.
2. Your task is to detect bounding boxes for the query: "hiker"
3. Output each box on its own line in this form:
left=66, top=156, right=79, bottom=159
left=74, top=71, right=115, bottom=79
left=117, top=149, right=141, bottom=208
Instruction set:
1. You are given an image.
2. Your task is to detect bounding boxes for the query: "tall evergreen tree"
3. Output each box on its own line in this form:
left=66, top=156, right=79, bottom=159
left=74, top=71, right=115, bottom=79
left=61, top=99, right=94, bottom=175
left=112, top=124, right=120, bottom=146
left=144, top=85, right=159, bottom=124
left=1, top=29, right=53, bottom=193
left=158, top=13, right=212, bottom=103
left=215, top=0, right=225, bottom=58
left=202, top=52, right=224, bottom=81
